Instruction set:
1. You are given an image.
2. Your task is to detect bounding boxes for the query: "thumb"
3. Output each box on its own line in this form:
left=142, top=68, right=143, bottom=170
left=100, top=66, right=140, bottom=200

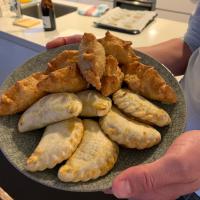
left=112, top=156, right=183, bottom=199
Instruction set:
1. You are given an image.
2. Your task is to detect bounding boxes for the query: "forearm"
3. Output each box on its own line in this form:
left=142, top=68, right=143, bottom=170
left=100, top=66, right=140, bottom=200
left=137, top=38, right=192, bottom=76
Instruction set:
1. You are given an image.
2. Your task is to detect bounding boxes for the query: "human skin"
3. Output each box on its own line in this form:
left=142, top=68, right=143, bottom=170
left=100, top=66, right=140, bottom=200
left=46, top=35, right=199, bottom=200
left=46, top=34, right=82, bottom=49
left=137, top=38, right=192, bottom=76
left=111, top=131, right=200, bottom=200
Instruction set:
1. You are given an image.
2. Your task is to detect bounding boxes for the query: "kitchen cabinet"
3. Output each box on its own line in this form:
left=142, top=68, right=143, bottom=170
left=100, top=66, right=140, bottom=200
left=156, top=0, right=198, bottom=22
left=68, top=0, right=113, bottom=7
left=68, top=0, right=198, bottom=22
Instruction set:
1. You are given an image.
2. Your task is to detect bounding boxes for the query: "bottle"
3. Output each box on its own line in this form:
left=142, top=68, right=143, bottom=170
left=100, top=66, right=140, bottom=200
left=40, top=0, right=56, bottom=31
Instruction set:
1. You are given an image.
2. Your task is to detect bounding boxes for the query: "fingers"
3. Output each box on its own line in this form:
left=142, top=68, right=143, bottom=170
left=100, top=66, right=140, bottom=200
left=46, top=34, right=82, bottom=49
left=112, top=156, right=188, bottom=199
left=103, top=188, right=112, bottom=194
left=128, top=178, right=200, bottom=200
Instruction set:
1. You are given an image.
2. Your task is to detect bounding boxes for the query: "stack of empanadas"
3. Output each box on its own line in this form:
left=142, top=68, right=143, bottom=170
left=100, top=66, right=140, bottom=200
left=0, top=31, right=178, bottom=183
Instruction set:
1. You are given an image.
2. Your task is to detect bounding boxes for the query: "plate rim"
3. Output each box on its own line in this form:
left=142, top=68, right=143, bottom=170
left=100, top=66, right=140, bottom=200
left=0, top=44, right=186, bottom=192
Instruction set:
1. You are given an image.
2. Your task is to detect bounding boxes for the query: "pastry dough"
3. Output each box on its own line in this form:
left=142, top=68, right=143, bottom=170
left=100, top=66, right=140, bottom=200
left=77, top=90, right=112, bottom=117
left=47, top=50, right=78, bottom=72
left=78, top=33, right=106, bottom=90
left=37, top=65, right=89, bottom=93
left=0, top=72, right=47, bottom=116
left=100, top=55, right=124, bottom=96
left=98, top=31, right=139, bottom=64
left=58, top=119, right=119, bottom=182
left=26, top=118, right=84, bottom=172
left=99, top=107, right=161, bottom=149
left=113, top=89, right=171, bottom=127
left=122, top=61, right=177, bottom=104
left=18, top=93, right=82, bottom=132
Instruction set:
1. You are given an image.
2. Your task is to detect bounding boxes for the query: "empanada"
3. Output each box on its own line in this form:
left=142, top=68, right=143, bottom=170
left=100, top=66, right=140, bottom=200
left=58, top=119, right=119, bottom=182
left=47, top=50, right=78, bottom=72
left=0, top=72, right=47, bottom=116
left=77, top=90, right=112, bottom=117
left=113, top=89, right=171, bottom=127
left=37, top=65, right=89, bottom=93
left=18, top=93, right=82, bottom=132
left=99, top=107, right=161, bottom=149
left=100, top=55, right=124, bottom=96
left=122, top=61, right=177, bottom=104
left=26, top=118, right=84, bottom=172
left=98, top=31, right=139, bottom=64
left=78, top=33, right=106, bottom=90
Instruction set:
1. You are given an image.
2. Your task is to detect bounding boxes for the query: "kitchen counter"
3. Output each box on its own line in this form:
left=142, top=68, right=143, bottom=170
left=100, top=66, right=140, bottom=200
left=0, top=0, right=188, bottom=47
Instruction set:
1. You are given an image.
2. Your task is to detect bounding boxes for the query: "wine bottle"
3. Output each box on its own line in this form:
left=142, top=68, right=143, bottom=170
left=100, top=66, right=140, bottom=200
left=40, top=0, right=56, bottom=31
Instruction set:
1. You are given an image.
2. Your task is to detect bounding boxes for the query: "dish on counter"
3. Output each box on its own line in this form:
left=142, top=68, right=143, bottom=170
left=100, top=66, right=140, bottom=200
left=0, top=32, right=186, bottom=192
left=94, top=7, right=157, bottom=34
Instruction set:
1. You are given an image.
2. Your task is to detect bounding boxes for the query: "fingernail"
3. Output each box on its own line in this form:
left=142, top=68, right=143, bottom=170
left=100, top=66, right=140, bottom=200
left=103, top=188, right=112, bottom=194
left=113, top=179, right=132, bottom=198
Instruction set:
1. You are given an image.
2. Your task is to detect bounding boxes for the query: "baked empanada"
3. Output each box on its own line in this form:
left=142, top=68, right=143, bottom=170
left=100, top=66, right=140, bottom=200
left=78, top=33, right=106, bottom=90
left=18, top=93, right=82, bottom=133
left=26, top=118, right=84, bottom=172
left=122, top=61, right=177, bottom=104
left=37, top=65, right=88, bottom=93
left=99, top=107, right=161, bottom=149
left=47, top=50, right=78, bottom=72
left=100, top=55, right=124, bottom=96
left=77, top=90, right=112, bottom=117
left=113, top=89, right=171, bottom=127
left=0, top=72, right=47, bottom=116
left=58, top=119, right=119, bottom=182
left=98, top=31, right=139, bottom=64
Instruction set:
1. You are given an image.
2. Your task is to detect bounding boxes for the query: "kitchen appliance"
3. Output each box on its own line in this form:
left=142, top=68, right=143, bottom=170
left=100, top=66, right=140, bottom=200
left=113, top=0, right=157, bottom=11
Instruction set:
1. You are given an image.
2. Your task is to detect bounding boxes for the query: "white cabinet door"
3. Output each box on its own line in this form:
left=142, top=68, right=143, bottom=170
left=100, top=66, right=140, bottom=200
left=156, top=0, right=197, bottom=14
left=77, top=0, right=113, bottom=7
left=156, top=0, right=198, bottom=22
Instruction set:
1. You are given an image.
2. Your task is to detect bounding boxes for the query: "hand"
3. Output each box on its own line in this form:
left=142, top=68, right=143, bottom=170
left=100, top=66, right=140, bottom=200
left=46, top=34, right=82, bottom=49
left=109, top=131, right=200, bottom=200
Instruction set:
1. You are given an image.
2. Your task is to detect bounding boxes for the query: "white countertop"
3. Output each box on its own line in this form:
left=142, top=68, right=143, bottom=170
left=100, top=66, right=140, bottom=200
left=0, top=0, right=188, bottom=47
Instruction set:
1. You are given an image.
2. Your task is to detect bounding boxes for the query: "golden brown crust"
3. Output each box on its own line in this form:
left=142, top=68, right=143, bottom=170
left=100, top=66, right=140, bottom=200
left=101, top=55, right=124, bottom=96
left=0, top=72, right=47, bottom=116
left=26, top=118, right=84, bottom=172
left=113, top=89, right=171, bottom=127
left=78, top=33, right=106, bottom=90
left=99, top=107, right=161, bottom=149
left=47, top=50, right=78, bottom=73
left=77, top=90, right=112, bottom=117
left=122, top=61, right=177, bottom=104
left=58, top=119, right=119, bottom=182
left=37, top=65, right=89, bottom=93
left=98, top=31, right=139, bottom=64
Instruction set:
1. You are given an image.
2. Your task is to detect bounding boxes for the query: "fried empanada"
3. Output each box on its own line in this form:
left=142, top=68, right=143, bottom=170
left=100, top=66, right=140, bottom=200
left=77, top=90, right=112, bottom=117
left=98, top=31, right=139, bottom=64
left=26, top=118, right=84, bottom=172
left=122, top=61, right=177, bottom=104
left=99, top=107, right=161, bottom=149
left=78, top=33, right=106, bottom=90
left=113, top=89, right=171, bottom=127
left=38, top=65, right=89, bottom=93
left=18, top=93, right=82, bottom=133
left=58, top=119, right=119, bottom=182
left=47, top=50, right=78, bottom=72
left=0, top=72, right=47, bottom=116
left=100, top=55, right=124, bottom=96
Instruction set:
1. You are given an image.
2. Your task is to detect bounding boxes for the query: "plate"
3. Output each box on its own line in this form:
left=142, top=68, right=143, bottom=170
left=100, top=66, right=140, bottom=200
left=0, top=44, right=186, bottom=192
